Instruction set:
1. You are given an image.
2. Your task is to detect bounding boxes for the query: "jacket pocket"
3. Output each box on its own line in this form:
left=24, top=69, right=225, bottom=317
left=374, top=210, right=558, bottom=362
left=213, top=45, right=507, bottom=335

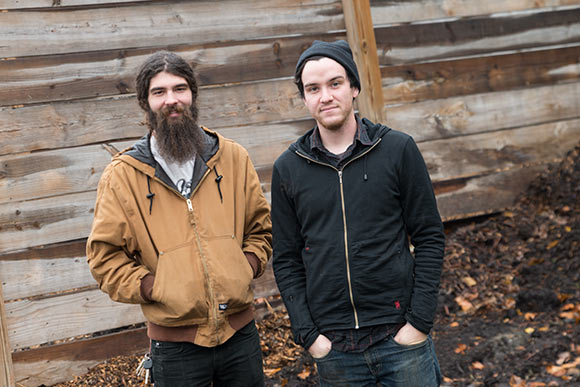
left=205, top=236, right=254, bottom=312
left=151, top=242, right=208, bottom=321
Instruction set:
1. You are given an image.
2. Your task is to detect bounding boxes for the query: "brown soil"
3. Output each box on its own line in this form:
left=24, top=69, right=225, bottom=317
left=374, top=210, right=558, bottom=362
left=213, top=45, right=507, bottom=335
left=51, top=143, right=580, bottom=387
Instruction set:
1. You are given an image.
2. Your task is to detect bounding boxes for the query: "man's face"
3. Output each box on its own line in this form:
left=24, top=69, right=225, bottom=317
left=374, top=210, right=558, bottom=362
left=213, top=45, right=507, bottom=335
left=146, top=71, right=203, bottom=164
left=301, top=57, right=359, bottom=132
left=147, top=71, right=193, bottom=118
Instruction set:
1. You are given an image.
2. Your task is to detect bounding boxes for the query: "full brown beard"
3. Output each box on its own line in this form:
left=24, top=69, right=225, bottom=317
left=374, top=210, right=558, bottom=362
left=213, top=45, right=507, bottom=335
left=148, top=103, right=204, bottom=164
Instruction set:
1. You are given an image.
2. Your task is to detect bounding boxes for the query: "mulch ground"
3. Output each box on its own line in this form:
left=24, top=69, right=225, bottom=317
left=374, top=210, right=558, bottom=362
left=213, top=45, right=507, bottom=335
left=51, top=142, right=580, bottom=387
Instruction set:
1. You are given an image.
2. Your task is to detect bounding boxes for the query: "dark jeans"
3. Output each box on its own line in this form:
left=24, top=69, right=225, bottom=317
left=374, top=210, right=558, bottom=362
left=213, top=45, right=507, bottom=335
left=151, top=321, right=264, bottom=387
left=315, top=335, right=442, bottom=387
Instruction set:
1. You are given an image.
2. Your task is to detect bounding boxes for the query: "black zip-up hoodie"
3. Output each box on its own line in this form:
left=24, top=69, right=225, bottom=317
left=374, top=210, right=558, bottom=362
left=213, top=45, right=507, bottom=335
left=271, top=118, right=445, bottom=349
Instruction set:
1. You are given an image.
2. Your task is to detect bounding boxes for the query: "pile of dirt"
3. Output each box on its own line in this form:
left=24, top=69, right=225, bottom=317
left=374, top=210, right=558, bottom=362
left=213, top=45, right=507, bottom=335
left=51, top=143, right=580, bottom=387
left=434, top=143, right=580, bottom=386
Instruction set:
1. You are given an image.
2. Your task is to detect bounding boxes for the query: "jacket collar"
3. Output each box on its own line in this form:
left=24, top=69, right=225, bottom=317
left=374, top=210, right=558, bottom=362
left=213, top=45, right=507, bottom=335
left=291, top=115, right=390, bottom=160
left=116, top=126, right=220, bottom=194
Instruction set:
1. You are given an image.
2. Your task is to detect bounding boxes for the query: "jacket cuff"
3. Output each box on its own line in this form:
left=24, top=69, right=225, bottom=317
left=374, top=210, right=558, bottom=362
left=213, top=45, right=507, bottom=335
left=405, top=311, right=432, bottom=335
left=140, top=273, right=155, bottom=302
left=244, top=252, right=259, bottom=278
left=302, top=330, right=320, bottom=350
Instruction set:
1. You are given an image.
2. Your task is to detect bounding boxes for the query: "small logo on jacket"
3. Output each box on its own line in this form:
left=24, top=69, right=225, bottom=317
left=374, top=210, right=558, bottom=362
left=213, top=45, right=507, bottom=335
left=395, top=301, right=401, bottom=309
left=219, top=304, right=228, bottom=311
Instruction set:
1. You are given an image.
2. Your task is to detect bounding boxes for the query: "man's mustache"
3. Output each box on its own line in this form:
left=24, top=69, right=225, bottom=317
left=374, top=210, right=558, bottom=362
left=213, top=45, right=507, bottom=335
left=161, top=104, right=185, bottom=117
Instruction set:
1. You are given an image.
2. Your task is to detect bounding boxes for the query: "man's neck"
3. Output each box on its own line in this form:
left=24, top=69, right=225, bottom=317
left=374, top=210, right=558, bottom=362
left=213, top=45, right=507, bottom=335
left=318, top=114, right=357, bottom=155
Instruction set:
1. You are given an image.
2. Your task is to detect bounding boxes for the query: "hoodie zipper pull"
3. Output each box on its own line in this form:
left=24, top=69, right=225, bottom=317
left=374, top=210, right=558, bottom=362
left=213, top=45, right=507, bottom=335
left=186, top=199, right=195, bottom=225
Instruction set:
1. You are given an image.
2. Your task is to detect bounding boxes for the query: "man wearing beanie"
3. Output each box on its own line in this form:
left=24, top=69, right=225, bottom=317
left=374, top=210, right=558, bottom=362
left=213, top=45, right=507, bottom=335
left=271, top=40, right=445, bottom=386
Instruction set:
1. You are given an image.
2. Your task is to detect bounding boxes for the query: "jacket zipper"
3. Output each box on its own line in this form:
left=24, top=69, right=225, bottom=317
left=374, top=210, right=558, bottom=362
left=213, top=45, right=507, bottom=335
left=151, top=169, right=222, bottom=343
left=295, top=138, right=381, bottom=329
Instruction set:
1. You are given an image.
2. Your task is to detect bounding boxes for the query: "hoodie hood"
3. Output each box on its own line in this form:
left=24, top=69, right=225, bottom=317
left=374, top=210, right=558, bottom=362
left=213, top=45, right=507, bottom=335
left=114, top=126, right=220, bottom=197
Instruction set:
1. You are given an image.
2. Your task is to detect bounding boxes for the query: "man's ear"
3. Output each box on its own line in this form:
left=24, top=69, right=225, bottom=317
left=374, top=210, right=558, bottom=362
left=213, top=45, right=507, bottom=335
left=352, top=87, right=360, bottom=99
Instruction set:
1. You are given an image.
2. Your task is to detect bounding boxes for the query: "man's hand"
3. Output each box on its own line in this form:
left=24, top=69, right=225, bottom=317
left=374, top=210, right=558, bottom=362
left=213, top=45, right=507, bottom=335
left=394, top=322, right=427, bottom=346
left=308, top=334, right=332, bottom=359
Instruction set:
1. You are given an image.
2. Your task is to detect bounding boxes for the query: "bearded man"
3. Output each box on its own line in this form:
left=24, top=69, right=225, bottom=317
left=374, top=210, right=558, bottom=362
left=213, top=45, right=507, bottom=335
left=87, top=51, right=272, bottom=387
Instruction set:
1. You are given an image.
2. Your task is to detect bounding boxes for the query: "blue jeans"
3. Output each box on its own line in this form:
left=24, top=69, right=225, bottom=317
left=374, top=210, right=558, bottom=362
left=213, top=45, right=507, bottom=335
left=314, top=335, right=441, bottom=387
left=150, top=321, right=264, bottom=387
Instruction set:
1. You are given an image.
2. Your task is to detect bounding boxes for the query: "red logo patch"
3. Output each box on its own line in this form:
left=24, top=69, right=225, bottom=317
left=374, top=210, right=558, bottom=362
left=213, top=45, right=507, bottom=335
left=395, top=301, right=401, bottom=309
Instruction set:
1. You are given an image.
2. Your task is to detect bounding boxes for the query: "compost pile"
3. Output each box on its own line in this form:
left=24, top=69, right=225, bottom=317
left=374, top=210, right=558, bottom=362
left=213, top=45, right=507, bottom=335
left=52, top=143, right=580, bottom=387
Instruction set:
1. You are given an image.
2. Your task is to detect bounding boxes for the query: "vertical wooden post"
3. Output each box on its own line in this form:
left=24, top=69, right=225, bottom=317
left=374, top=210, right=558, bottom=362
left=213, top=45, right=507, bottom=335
left=342, top=0, right=385, bottom=123
left=0, top=285, right=15, bottom=387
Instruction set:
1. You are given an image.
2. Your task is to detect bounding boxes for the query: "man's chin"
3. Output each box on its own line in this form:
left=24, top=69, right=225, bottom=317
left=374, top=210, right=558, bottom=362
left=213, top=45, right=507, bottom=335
left=320, top=119, right=346, bottom=132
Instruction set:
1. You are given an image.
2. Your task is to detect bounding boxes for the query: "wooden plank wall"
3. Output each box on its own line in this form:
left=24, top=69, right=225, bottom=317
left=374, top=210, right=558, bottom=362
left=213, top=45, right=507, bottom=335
left=0, top=0, right=579, bottom=385
left=371, top=0, right=580, bottom=219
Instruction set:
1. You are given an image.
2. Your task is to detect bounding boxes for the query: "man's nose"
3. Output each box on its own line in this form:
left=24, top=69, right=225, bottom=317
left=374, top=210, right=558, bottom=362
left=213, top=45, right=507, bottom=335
left=164, top=91, right=178, bottom=105
left=320, top=87, right=333, bottom=102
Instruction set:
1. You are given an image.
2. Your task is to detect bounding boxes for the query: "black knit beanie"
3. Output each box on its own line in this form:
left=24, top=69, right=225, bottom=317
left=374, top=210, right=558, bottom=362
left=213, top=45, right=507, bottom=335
left=295, top=40, right=361, bottom=91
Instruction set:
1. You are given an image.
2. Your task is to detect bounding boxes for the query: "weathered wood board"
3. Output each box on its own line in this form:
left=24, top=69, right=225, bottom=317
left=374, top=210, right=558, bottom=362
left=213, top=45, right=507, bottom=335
left=0, top=0, right=344, bottom=58
left=435, top=164, right=548, bottom=220
left=381, top=45, right=580, bottom=104
left=370, top=0, right=580, bottom=25
left=5, top=289, right=144, bottom=350
left=422, top=118, right=580, bottom=182
left=0, top=256, right=97, bottom=302
left=0, top=191, right=96, bottom=253
left=384, top=81, right=580, bottom=142
left=0, top=0, right=154, bottom=8
left=374, top=7, right=580, bottom=65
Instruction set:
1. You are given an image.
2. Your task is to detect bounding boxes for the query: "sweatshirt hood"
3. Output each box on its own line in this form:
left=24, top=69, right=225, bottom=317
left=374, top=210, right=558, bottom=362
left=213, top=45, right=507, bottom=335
left=112, top=127, right=221, bottom=207
left=115, top=126, right=220, bottom=177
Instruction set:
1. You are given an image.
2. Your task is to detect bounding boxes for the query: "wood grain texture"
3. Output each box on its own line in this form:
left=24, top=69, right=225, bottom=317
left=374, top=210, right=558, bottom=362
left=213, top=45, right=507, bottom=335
left=422, top=118, right=580, bottom=181
left=370, top=0, right=580, bottom=25
left=381, top=45, right=580, bottom=104
left=435, top=164, right=547, bottom=220
left=0, top=256, right=97, bottom=301
left=1, top=0, right=344, bottom=58
left=0, top=239, right=86, bottom=262
left=0, top=0, right=154, bottom=9
left=374, top=6, right=580, bottom=65
left=4, top=288, right=145, bottom=349
left=384, top=81, right=580, bottom=142
left=0, top=191, right=96, bottom=253
left=0, top=143, right=112, bottom=204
